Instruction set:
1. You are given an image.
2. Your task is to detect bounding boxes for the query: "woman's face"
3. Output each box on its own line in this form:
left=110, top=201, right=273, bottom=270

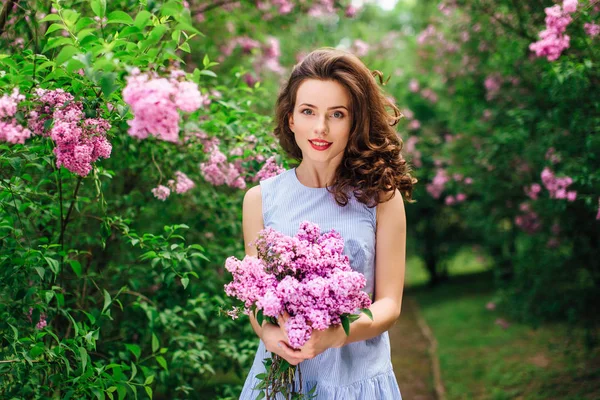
left=288, top=79, right=352, bottom=165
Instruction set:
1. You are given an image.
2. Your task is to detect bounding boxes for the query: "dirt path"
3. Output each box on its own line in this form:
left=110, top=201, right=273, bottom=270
left=389, top=296, right=440, bottom=400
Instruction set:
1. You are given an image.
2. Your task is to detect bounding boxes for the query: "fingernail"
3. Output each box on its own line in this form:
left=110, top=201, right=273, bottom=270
left=277, top=342, right=281, bottom=348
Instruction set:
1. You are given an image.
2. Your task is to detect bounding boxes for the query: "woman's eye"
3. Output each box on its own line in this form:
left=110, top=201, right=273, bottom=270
left=332, top=111, right=344, bottom=119
left=301, top=109, right=313, bottom=115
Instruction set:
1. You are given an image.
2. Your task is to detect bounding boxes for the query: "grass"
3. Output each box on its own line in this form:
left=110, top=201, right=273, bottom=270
left=405, top=251, right=600, bottom=400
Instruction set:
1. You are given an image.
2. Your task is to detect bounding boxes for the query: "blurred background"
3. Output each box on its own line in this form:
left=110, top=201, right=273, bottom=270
left=0, top=0, right=599, bottom=398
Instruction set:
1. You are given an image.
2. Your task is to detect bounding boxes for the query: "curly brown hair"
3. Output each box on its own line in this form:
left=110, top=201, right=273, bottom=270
left=274, top=47, right=417, bottom=207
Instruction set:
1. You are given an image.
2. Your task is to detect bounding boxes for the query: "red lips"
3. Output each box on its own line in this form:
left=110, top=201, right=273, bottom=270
left=309, top=140, right=332, bottom=151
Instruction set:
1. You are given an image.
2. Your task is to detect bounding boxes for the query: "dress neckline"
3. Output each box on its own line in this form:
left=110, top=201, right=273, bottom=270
left=292, top=168, right=332, bottom=190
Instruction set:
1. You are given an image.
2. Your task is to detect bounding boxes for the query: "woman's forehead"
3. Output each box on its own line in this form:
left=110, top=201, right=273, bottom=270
left=295, top=79, right=351, bottom=108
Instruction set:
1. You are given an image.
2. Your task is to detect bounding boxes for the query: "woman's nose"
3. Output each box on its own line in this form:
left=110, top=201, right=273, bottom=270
left=314, top=116, right=329, bottom=135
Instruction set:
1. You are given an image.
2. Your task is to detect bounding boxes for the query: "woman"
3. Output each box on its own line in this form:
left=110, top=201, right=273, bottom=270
left=239, top=48, right=416, bottom=399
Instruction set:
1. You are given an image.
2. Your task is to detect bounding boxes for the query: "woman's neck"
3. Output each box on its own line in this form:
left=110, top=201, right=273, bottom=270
left=295, top=161, right=340, bottom=188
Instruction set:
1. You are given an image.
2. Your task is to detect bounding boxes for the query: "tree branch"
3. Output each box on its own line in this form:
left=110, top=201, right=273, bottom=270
left=0, top=0, right=16, bottom=37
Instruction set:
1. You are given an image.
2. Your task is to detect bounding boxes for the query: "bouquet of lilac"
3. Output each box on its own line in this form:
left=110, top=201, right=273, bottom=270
left=224, top=221, right=373, bottom=399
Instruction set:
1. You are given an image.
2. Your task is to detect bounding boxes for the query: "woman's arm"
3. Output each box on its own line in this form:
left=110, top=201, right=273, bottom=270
left=342, top=188, right=406, bottom=345
left=242, top=185, right=265, bottom=339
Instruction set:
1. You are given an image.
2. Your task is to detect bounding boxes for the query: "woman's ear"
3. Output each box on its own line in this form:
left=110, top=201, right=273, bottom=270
left=288, top=112, right=294, bottom=132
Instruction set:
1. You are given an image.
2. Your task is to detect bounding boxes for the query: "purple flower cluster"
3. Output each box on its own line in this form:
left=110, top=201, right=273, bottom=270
left=426, top=168, right=450, bottom=199
left=0, top=88, right=32, bottom=144
left=530, top=0, right=578, bottom=61
left=541, top=167, right=577, bottom=201
left=29, top=89, right=112, bottom=177
left=225, top=221, right=371, bottom=349
left=27, top=308, right=47, bottom=330
left=200, top=145, right=246, bottom=189
left=584, top=22, right=600, bottom=38
left=253, top=156, right=285, bottom=182
left=151, top=171, right=195, bottom=201
left=122, top=69, right=205, bottom=143
left=515, top=202, right=542, bottom=234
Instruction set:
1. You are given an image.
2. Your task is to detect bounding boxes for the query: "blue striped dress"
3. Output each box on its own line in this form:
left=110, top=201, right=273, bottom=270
left=238, top=168, right=402, bottom=400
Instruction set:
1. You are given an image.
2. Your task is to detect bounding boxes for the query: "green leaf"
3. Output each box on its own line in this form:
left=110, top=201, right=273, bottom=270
left=107, top=11, right=134, bottom=25
left=130, top=362, right=137, bottom=381
left=144, top=386, right=153, bottom=399
left=100, top=72, right=118, bottom=97
left=256, top=309, right=264, bottom=326
left=102, top=289, right=111, bottom=313
left=125, top=344, right=141, bottom=360
left=91, top=0, right=107, bottom=19
left=40, top=14, right=62, bottom=23
left=134, top=10, right=152, bottom=30
left=34, top=266, right=45, bottom=279
left=198, top=70, right=217, bottom=78
left=181, top=276, right=189, bottom=289
left=42, top=37, right=74, bottom=53
left=55, top=45, right=80, bottom=66
left=255, top=392, right=266, bottom=400
left=179, top=42, right=191, bottom=53
left=144, top=375, right=154, bottom=385
left=147, top=25, right=167, bottom=43
left=45, top=23, right=68, bottom=35
left=341, top=316, right=350, bottom=336
left=203, top=54, right=209, bottom=68
left=161, top=1, right=183, bottom=17
left=155, top=356, right=168, bottom=371
left=44, top=291, right=53, bottom=304
left=69, top=260, right=82, bottom=277
left=74, top=17, right=95, bottom=33
left=152, top=334, right=159, bottom=353
left=44, top=256, right=59, bottom=275
left=361, top=308, right=374, bottom=321
left=79, top=346, right=88, bottom=372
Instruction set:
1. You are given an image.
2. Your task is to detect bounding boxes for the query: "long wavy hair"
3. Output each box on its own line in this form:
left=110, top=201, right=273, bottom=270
left=274, top=48, right=417, bottom=207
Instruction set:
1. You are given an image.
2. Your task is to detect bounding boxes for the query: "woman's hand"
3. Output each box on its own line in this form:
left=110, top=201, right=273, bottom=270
left=277, top=312, right=346, bottom=361
left=261, top=323, right=305, bottom=366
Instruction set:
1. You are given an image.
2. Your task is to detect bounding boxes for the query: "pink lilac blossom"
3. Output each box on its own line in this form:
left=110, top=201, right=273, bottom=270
left=351, top=39, right=369, bottom=57
left=545, top=147, right=561, bottom=164
left=345, top=4, right=359, bottom=18
left=426, top=168, right=449, bottom=199
left=409, top=79, right=420, bottom=93
left=0, top=89, right=33, bottom=144
left=484, top=75, right=502, bottom=100
left=27, top=308, right=47, bottom=329
left=529, top=4, right=576, bottom=61
left=562, top=0, right=577, bottom=13
left=168, top=171, right=195, bottom=194
left=152, top=185, right=171, bottom=201
left=515, top=202, right=542, bottom=234
left=404, top=136, right=422, bottom=168
left=596, top=198, right=600, bottom=221
left=584, top=23, right=600, bottom=38
left=224, top=221, right=371, bottom=349
left=254, top=156, right=285, bottom=182
left=200, top=146, right=246, bottom=189
left=541, top=167, right=576, bottom=201
left=420, top=88, right=438, bottom=103
left=524, top=183, right=542, bottom=200
left=408, top=120, right=421, bottom=130
left=27, top=89, right=112, bottom=176
left=122, top=71, right=203, bottom=143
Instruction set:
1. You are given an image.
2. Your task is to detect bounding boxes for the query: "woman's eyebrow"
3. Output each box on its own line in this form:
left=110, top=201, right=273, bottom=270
left=298, top=103, right=349, bottom=111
